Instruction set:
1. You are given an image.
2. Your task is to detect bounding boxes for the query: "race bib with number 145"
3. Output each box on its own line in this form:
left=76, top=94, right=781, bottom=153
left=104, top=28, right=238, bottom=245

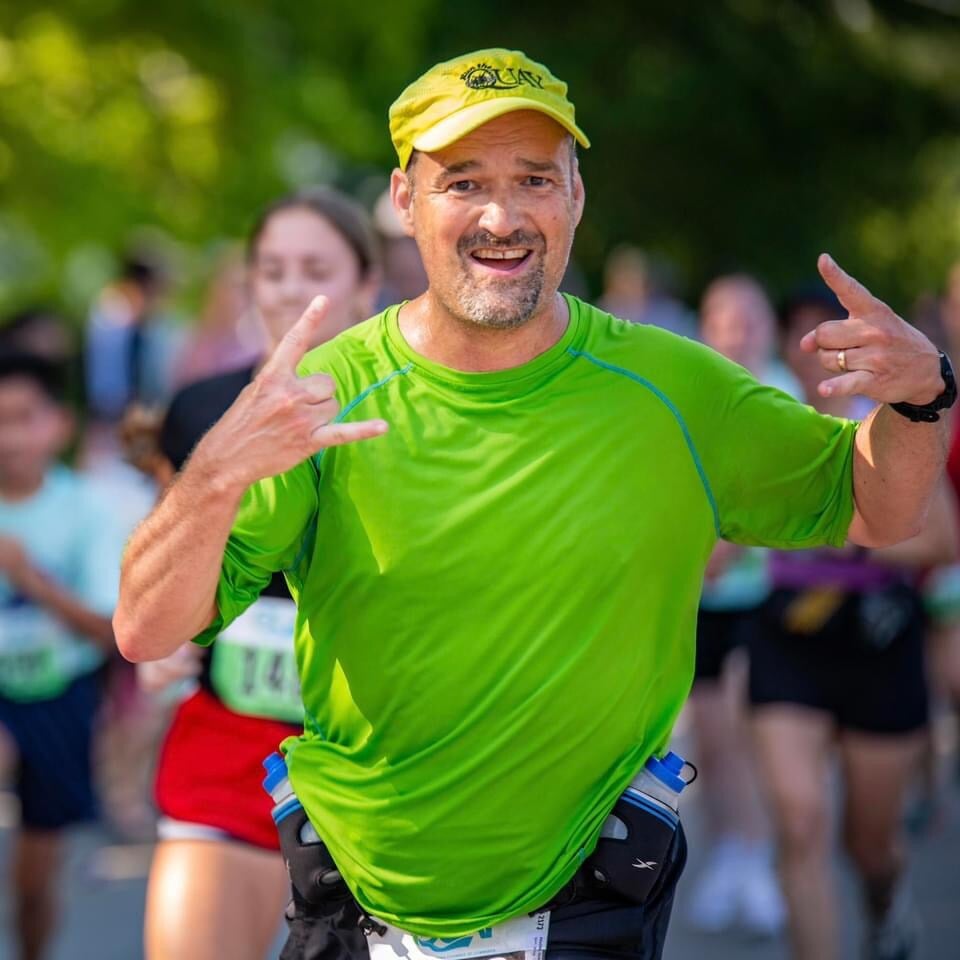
left=210, top=596, right=302, bottom=723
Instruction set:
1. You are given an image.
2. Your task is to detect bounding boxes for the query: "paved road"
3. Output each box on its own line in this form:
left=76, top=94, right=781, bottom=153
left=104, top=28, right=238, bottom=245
left=666, top=780, right=959, bottom=959
left=1, top=769, right=957, bottom=959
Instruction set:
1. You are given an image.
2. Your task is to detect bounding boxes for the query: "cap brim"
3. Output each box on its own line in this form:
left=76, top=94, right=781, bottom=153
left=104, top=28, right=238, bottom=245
left=412, top=98, right=590, bottom=157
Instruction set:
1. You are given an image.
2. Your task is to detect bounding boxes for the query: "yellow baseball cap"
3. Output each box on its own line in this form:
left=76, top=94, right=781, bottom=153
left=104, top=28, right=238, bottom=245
left=389, top=48, right=591, bottom=170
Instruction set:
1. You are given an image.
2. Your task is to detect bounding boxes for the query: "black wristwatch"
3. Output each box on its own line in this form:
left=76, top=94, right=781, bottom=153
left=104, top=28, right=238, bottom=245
left=889, top=352, right=957, bottom=423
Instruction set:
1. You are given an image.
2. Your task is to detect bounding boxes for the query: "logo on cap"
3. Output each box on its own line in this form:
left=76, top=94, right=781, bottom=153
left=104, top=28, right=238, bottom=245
left=461, top=63, right=545, bottom=91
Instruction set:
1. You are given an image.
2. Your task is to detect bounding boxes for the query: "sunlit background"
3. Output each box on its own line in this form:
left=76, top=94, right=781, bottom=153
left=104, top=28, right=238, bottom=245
left=0, top=0, right=958, bottom=317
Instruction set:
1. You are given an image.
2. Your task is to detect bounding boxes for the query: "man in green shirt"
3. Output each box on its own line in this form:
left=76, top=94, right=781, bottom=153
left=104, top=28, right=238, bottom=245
left=116, top=49, right=954, bottom=960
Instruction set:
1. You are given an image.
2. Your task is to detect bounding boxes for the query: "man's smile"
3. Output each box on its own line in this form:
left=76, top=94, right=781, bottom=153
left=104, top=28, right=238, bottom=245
left=467, top=247, right=535, bottom=274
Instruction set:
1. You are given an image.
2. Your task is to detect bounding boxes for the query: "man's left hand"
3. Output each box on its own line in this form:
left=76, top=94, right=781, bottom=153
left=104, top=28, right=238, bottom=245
left=800, top=254, right=944, bottom=406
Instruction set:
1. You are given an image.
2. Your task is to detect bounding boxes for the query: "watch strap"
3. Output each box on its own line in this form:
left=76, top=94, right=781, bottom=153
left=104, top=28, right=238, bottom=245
left=889, top=352, right=957, bottom=423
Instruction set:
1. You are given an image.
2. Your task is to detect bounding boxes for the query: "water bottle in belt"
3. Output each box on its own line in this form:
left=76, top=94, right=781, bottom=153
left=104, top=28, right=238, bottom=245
left=263, top=751, right=342, bottom=902
left=263, top=751, right=322, bottom=843
left=586, top=750, right=693, bottom=904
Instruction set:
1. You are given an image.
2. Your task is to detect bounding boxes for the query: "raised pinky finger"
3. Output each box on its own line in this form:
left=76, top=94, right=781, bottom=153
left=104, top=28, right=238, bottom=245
left=312, top=418, right=389, bottom=449
left=818, top=369, right=873, bottom=399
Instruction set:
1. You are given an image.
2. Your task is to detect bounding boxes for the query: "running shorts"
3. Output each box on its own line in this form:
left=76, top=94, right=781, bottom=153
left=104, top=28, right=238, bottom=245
left=748, top=585, right=928, bottom=735
left=154, top=687, right=301, bottom=850
left=0, top=670, right=102, bottom=829
left=694, top=606, right=761, bottom=682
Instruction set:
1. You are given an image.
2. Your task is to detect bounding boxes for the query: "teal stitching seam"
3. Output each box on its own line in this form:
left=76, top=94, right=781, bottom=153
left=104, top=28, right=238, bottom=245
left=285, top=454, right=322, bottom=586
left=283, top=363, right=413, bottom=582
left=567, top=348, right=721, bottom=535
left=302, top=704, right=325, bottom=738
left=312, top=362, right=414, bottom=471
left=285, top=523, right=315, bottom=593
left=282, top=363, right=415, bottom=662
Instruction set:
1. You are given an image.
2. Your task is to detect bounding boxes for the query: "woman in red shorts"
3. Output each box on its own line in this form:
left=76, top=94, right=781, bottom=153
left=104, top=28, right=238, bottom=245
left=139, top=188, right=379, bottom=960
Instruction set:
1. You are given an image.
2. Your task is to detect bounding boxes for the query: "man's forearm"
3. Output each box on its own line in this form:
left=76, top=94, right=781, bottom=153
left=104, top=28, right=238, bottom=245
left=847, top=405, right=950, bottom=548
left=113, top=298, right=389, bottom=662
left=114, top=454, right=246, bottom=662
left=870, top=478, right=959, bottom=568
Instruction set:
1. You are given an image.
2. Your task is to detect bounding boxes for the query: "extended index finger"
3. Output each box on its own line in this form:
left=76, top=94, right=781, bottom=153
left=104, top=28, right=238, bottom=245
left=265, top=296, right=328, bottom=374
left=817, top=253, right=880, bottom=315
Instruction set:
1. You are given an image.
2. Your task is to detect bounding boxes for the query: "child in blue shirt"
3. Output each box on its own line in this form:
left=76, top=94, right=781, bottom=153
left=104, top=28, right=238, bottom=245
left=0, top=352, right=124, bottom=960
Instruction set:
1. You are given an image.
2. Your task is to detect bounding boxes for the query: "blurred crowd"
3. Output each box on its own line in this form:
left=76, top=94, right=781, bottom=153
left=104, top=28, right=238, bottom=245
left=1, top=178, right=960, bottom=960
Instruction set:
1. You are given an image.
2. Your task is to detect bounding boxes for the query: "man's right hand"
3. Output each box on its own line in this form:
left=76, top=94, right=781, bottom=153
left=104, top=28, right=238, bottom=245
left=191, top=296, right=388, bottom=493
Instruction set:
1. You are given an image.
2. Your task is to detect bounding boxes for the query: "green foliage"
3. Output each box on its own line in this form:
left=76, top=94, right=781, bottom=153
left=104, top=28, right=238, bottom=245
left=0, top=0, right=958, bottom=317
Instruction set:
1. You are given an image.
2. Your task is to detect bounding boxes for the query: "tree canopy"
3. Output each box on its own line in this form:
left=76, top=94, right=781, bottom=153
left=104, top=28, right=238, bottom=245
left=1, top=0, right=958, bottom=315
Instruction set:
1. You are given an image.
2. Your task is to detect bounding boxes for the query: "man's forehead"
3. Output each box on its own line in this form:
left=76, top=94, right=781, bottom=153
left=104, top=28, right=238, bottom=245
left=448, top=110, right=566, bottom=148
left=423, top=111, right=571, bottom=170
left=431, top=156, right=565, bottom=178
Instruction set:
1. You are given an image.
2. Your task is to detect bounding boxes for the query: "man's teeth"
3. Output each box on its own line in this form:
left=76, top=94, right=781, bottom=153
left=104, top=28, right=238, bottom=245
left=473, top=249, right=528, bottom=260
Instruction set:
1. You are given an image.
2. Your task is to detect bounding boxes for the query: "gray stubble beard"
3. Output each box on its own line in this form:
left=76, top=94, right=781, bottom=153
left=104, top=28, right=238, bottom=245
left=442, top=257, right=547, bottom=331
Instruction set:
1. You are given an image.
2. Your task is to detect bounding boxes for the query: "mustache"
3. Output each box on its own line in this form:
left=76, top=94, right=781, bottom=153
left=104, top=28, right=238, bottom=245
left=459, top=230, right=544, bottom=255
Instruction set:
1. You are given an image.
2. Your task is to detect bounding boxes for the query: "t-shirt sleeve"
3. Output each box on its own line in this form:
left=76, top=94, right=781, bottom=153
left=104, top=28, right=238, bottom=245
left=686, top=348, right=858, bottom=550
left=192, top=457, right=318, bottom=646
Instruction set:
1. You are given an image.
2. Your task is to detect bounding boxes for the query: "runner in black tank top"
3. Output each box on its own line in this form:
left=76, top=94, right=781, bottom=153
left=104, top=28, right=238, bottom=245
left=140, top=188, right=380, bottom=960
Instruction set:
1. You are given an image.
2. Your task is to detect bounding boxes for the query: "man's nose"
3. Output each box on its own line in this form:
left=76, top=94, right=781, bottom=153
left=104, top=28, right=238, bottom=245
left=477, top=195, right=524, bottom=238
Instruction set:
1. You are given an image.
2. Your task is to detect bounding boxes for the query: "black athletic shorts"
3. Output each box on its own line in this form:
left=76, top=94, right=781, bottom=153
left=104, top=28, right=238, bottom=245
left=694, top=606, right=761, bottom=682
left=0, top=670, right=101, bottom=829
left=748, top=585, right=928, bottom=735
left=280, top=825, right=688, bottom=960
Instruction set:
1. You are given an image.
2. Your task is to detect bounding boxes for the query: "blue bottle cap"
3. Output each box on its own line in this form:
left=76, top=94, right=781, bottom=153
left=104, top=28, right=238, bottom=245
left=661, top=751, right=685, bottom=775
left=644, top=756, right=687, bottom=795
left=262, top=751, right=288, bottom=794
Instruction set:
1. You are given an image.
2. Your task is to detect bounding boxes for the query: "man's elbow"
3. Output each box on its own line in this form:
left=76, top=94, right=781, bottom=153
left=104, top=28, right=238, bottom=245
left=113, top=599, right=214, bottom=662
left=113, top=609, right=155, bottom=663
left=847, top=512, right=923, bottom=550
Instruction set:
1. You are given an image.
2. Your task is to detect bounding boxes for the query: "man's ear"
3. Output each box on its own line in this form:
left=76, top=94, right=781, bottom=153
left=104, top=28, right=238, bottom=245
left=572, top=168, right=585, bottom=228
left=390, top=168, right=416, bottom=238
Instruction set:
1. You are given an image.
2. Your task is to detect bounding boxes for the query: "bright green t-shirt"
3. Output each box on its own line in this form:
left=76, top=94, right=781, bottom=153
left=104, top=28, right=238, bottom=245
left=196, top=296, right=856, bottom=936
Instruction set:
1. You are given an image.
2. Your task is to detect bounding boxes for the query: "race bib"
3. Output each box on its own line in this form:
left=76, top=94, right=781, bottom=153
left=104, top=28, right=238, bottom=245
left=0, top=605, right=75, bottom=702
left=368, top=911, right=549, bottom=960
left=210, top=597, right=303, bottom=723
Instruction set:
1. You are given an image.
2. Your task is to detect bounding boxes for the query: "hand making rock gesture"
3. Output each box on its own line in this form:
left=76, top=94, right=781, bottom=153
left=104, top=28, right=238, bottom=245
left=195, top=296, right=388, bottom=490
left=801, top=254, right=944, bottom=407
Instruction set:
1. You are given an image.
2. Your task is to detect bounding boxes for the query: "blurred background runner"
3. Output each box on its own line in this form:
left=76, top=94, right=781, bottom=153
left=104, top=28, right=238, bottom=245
left=746, top=287, right=957, bottom=960
left=131, top=188, right=379, bottom=960
left=684, top=275, right=793, bottom=939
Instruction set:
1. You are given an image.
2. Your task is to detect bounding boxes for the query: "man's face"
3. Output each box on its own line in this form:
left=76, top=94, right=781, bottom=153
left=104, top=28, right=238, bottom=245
left=392, top=110, right=584, bottom=330
left=0, top=378, right=68, bottom=488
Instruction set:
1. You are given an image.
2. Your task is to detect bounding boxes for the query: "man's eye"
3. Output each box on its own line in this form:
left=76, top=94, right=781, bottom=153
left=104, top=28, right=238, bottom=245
left=526, top=176, right=548, bottom=187
left=449, top=180, right=475, bottom=192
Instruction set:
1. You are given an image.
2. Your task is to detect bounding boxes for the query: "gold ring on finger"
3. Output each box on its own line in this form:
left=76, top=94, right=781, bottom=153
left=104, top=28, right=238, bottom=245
left=837, top=349, right=847, bottom=373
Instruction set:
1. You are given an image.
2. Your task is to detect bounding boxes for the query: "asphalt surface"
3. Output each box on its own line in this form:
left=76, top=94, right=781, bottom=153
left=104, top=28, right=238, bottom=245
left=0, top=757, right=957, bottom=959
